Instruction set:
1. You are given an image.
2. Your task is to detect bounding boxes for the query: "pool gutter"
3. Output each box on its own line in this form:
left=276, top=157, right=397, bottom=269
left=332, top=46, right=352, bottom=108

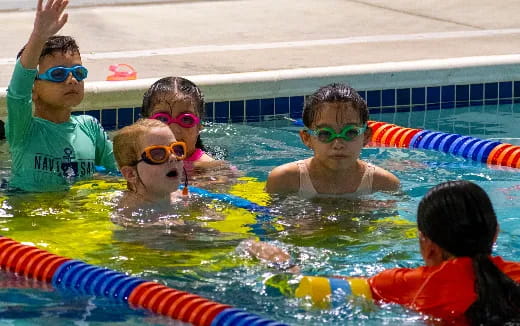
left=1, top=54, right=520, bottom=118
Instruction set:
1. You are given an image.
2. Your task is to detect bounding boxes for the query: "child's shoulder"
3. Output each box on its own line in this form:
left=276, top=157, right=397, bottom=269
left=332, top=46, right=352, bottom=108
left=71, top=114, right=103, bottom=129
left=270, top=160, right=304, bottom=177
left=71, top=114, right=99, bottom=123
left=366, top=162, right=400, bottom=192
left=199, top=152, right=214, bottom=162
left=265, top=160, right=304, bottom=193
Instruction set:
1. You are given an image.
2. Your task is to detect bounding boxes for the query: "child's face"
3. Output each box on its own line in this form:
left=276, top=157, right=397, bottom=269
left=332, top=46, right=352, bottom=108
left=33, top=51, right=85, bottom=110
left=301, top=102, right=368, bottom=167
left=148, top=95, right=201, bottom=157
left=134, top=127, right=184, bottom=197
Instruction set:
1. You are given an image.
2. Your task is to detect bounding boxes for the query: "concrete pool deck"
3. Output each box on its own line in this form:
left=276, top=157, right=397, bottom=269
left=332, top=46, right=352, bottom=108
left=1, top=0, right=520, bottom=88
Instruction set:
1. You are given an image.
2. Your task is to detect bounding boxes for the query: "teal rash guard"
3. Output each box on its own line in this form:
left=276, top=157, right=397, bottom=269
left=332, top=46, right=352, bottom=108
left=5, top=60, right=116, bottom=192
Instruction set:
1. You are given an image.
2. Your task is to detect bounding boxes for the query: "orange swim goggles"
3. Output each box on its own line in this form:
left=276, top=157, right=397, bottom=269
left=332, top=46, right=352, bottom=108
left=134, top=141, right=187, bottom=165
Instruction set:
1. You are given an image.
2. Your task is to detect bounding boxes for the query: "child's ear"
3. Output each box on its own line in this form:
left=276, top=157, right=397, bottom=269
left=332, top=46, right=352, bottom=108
left=363, top=125, right=372, bottom=146
left=299, top=129, right=313, bottom=149
left=419, top=233, right=445, bottom=266
left=120, top=166, right=138, bottom=184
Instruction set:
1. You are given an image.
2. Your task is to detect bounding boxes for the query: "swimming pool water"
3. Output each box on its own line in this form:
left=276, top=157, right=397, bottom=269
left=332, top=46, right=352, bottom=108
left=0, top=103, right=519, bottom=325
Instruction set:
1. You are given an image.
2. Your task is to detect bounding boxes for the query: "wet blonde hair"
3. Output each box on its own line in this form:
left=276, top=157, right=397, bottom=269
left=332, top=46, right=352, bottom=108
left=113, top=119, right=172, bottom=191
left=113, top=119, right=171, bottom=168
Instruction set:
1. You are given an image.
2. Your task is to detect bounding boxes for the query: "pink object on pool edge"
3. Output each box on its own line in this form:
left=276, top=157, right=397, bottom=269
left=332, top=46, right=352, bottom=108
left=106, top=64, right=137, bottom=81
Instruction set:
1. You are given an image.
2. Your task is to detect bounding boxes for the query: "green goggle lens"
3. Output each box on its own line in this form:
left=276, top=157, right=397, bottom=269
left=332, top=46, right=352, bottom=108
left=307, top=124, right=367, bottom=143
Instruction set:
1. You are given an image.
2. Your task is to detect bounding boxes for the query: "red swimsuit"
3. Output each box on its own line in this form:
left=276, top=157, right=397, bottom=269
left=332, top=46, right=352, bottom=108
left=369, top=256, right=520, bottom=322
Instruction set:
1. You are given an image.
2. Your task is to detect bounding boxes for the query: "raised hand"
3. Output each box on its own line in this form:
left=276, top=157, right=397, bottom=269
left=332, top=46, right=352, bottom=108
left=32, top=0, right=69, bottom=40
left=20, top=0, right=70, bottom=69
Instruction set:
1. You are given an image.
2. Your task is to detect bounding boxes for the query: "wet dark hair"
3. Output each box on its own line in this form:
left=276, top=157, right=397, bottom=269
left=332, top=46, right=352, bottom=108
left=417, top=180, right=520, bottom=325
left=17, top=35, right=80, bottom=60
left=302, top=83, right=368, bottom=128
left=141, top=77, right=205, bottom=150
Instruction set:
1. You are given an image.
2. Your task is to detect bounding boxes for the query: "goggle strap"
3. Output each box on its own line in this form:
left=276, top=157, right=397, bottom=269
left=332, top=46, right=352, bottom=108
left=182, top=166, right=189, bottom=196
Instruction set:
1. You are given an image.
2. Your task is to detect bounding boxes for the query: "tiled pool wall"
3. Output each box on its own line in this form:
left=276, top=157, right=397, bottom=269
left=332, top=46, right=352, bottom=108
left=69, top=80, right=520, bottom=131
left=2, top=58, right=520, bottom=135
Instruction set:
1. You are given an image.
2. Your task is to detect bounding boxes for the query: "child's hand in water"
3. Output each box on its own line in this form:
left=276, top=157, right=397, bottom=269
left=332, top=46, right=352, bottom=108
left=192, top=160, right=237, bottom=175
left=190, top=160, right=242, bottom=188
left=239, top=240, right=300, bottom=273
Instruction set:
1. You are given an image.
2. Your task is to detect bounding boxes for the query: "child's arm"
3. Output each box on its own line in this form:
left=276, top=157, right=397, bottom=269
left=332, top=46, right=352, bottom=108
left=186, top=160, right=242, bottom=191
left=86, top=117, right=117, bottom=171
left=6, top=0, right=69, bottom=146
left=20, top=0, right=69, bottom=69
left=241, top=240, right=374, bottom=307
left=371, top=166, right=400, bottom=192
left=265, top=162, right=300, bottom=194
left=239, top=239, right=300, bottom=273
left=94, top=126, right=117, bottom=171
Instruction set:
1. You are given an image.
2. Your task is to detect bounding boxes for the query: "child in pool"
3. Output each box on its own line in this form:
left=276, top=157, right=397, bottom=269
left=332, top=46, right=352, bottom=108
left=141, top=77, right=211, bottom=165
left=113, top=119, right=186, bottom=210
left=244, top=180, right=520, bottom=325
left=140, top=77, right=237, bottom=186
left=6, top=0, right=116, bottom=192
left=112, top=119, right=246, bottom=241
left=266, top=83, right=399, bottom=197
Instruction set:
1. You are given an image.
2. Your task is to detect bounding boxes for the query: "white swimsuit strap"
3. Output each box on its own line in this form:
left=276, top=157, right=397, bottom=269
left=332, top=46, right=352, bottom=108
left=296, top=160, right=318, bottom=198
left=356, top=162, right=375, bottom=195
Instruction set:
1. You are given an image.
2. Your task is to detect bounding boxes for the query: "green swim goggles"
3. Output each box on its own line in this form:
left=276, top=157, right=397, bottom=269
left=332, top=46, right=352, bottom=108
left=305, top=124, right=367, bottom=143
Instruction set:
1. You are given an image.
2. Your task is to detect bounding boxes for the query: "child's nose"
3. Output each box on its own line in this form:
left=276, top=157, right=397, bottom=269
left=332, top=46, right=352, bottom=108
left=66, top=72, right=79, bottom=84
left=169, top=123, right=184, bottom=132
left=169, top=152, right=181, bottom=162
left=331, top=137, right=346, bottom=146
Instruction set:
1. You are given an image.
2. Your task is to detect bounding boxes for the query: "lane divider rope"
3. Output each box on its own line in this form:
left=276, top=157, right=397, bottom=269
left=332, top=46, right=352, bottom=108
left=366, top=121, right=520, bottom=167
left=0, top=236, right=287, bottom=326
left=290, top=118, right=520, bottom=168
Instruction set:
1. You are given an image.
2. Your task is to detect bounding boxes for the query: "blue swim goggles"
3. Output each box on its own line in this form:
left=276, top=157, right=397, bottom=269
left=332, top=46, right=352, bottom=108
left=305, top=124, right=367, bottom=143
left=36, top=65, right=88, bottom=82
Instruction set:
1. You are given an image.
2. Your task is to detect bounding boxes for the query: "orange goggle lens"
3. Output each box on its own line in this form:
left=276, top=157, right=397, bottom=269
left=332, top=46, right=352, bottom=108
left=137, top=141, right=187, bottom=165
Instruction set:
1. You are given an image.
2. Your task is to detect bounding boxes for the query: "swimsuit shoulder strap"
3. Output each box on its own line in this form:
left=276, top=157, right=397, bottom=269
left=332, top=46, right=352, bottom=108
left=297, top=160, right=318, bottom=198
left=356, top=162, right=375, bottom=194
